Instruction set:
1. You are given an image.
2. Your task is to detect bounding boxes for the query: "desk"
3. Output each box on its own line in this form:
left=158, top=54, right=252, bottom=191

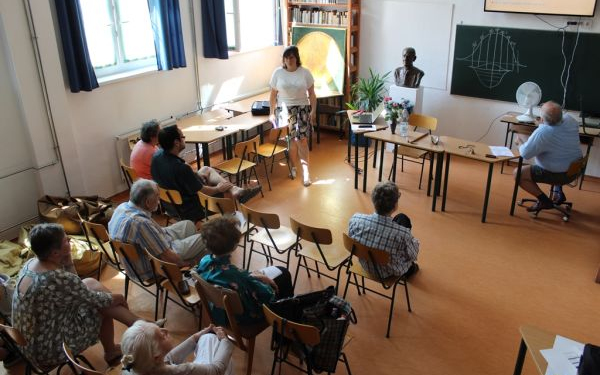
left=177, top=109, right=235, bottom=168
left=213, top=112, right=270, bottom=145
left=440, top=136, right=519, bottom=223
left=513, top=325, right=567, bottom=375
left=346, top=111, right=387, bottom=191
left=364, top=130, right=445, bottom=212
left=219, top=92, right=269, bottom=115
left=501, top=114, right=599, bottom=188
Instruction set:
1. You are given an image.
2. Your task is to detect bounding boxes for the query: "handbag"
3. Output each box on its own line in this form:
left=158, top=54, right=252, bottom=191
left=251, top=101, right=270, bottom=116
left=269, top=286, right=336, bottom=322
left=37, top=195, right=113, bottom=234
left=579, top=343, right=600, bottom=375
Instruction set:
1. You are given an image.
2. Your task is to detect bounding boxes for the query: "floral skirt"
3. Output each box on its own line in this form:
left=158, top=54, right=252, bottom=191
left=276, top=105, right=312, bottom=140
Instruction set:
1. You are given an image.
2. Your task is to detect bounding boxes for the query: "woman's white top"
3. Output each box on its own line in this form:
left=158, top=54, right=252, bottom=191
left=269, top=66, right=314, bottom=107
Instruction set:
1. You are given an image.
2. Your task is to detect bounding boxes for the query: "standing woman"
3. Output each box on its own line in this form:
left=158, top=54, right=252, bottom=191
left=269, top=45, right=317, bottom=187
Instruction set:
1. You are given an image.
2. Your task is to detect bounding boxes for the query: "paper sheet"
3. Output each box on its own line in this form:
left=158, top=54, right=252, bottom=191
left=541, top=335, right=584, bottom=375
left=351, top=124, right=376, bottom=132
left=261, top=266, right=283, bottom=279
left=489, top=146, right=515, bottom=157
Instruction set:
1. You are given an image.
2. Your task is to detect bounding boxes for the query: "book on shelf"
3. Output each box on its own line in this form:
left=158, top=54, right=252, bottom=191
left=291, top=8, right=348, bottom=26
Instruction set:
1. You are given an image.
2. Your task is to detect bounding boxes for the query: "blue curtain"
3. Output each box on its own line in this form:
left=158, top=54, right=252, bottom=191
left=54, top=0, right=98, bottom=93
left=148, top=0, right=187, bottom=70
left=201, top=0, right=228, bottom=59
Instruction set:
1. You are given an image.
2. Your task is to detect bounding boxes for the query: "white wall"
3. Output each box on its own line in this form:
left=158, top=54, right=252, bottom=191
left=362, top=0, right=600, bottom=177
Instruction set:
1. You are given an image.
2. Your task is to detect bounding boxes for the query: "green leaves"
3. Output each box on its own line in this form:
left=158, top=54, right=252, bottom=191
left=348, top=68, right=390, bottom=112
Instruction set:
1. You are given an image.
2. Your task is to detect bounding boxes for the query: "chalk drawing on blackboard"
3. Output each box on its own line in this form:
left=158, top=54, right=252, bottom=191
left=456, top=29, right=526, bottom=89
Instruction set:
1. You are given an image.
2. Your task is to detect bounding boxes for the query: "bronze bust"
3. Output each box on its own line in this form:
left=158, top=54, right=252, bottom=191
left=394, top=47, right=424, bottom=88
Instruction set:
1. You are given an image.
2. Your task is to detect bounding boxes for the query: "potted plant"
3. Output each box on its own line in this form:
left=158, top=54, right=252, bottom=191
left=347, top=68, right=390, bottom=111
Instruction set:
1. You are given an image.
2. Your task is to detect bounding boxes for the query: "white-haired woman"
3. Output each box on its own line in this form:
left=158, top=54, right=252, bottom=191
left=120, top=321, right=233, bottom=375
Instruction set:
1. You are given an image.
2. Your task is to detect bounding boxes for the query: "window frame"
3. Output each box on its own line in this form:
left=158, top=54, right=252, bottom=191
left=225, top=0, right=282, bottom=54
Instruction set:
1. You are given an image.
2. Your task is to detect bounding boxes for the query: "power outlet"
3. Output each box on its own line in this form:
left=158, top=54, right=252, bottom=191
left=567, top=18, right=593, bottom=29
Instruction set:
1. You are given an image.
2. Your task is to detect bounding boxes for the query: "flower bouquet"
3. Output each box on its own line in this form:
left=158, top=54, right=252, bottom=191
left=383, top=97, right=413, bottom=134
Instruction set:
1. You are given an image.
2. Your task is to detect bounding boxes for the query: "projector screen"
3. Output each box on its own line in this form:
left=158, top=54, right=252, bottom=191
left=484, top=0, right=597, bottom=17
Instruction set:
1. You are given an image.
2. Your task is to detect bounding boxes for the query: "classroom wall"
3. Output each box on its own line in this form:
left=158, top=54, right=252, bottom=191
left=362, top=0, right=600, bottom=177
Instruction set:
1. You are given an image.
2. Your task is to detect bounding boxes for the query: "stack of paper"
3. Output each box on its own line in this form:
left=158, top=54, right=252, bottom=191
left=540, top=335, right=584, bottom=375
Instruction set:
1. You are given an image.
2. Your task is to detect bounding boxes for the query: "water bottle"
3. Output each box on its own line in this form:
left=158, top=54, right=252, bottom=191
left=399, top=108, right=409, bottom=137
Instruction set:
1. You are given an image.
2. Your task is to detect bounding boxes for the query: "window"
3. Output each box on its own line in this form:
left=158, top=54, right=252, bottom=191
left=80, top=0, right=157, bottom=78
left=225, top=0, right=281, bottom=52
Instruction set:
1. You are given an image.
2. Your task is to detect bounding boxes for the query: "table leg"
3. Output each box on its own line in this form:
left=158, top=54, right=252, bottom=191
left=442, top=153, right=450, bottom=212
left=363, top=135, right=368, bottom=192
left=373, top=140, right=378, bottom=168
left=512, top=339, right=527, bottom=375
left=510, top=157, right=523, bottom=216
left=391, top=145, right=398, bottom=183
left=432, top=152, right=444, bottom=212
left=202, top=143, right=210, bottom=167
left=427, top=152, right=434, bottom=197
left=221, top=138, right=227, bottom=159
left=226, top=135, right=233, bottom=159
left=579, top=142, right=592, bottom=189
left=481, top=163, right=494, bottom=223
left=195, top=143, right=201, bottom=170
left=378, top=141, right=385, bottom=182
left=259, top=124, right=264, bottom=143
left=354, top=132, right=359, bottom=190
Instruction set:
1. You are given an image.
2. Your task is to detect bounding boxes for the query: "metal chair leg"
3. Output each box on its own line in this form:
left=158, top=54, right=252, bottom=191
left=403, top=280, right=412, bottom=312
left=386, top=284, right=398, bottom=338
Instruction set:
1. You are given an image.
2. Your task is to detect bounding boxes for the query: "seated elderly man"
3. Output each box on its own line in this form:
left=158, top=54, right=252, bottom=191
left=130, top=120, right=159, bottom=180
left=108, top=179, right=207, bottom=281
left=151, top=125, right=261, bottom=222
left=348, top=181, right=420, bottom=278
left=514, top=101, right=583, bottom=211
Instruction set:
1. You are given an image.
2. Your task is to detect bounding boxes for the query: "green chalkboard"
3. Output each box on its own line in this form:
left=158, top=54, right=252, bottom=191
left=451, top=25, right=600, bottom=114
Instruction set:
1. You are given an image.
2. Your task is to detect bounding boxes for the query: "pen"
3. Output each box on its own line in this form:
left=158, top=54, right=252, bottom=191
left=409, top=133, right=428, bottom=144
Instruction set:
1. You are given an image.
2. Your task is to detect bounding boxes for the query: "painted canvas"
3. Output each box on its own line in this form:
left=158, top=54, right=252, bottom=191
left=291, top=26, right=346, bottom=93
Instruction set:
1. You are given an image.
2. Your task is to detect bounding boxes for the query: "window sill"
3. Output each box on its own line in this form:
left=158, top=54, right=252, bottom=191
left=97, top=65, right=158, bottom=85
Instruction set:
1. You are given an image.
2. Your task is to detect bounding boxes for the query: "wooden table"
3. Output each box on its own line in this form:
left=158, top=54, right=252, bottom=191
left=177, top=109, right=235, bottom=168
left=212, top=112, right=270, bottom=145
left=440, top=136, right=519, bottom=223
left=513, top=325, right=568, bottom=375
left=365, top=129, right=445, bottom=212
left=218, top=91, right=269, bottom=115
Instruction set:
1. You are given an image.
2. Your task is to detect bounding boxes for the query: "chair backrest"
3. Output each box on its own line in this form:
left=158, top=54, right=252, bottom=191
left=158, top=186, right=183, bottom=205
left=63, top=342, right=103, bottom=375
left=289, top=216, right=332, bottom=245
left=342, top=233, right=390, bottom=265
left=0, top=323, right=26, bottom=346
left=197, top=191, right=236, bottom=216
left=566, top=156, right=588, bottom=178
left=262, top=304, right=320, bottom=346
left=234, top=135, right=260, bottom=159
left=82, top=221, right=119, bottom=266
left=110, top=240, right=151, bottom=284
left=192, top=272, right=243, bottom=315
left=144, top=249, right=182, bottom=285
left=240, top=203, right=280, bottom=230
left=120, top=159, right=138, bottom=188
left=409, top=113, right=437, bottom=132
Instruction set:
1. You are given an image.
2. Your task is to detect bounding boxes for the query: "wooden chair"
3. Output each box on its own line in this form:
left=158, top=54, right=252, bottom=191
left=62, top=342, right=121, bottom=375
left=213, top=135, right=264, bottom=191
left=262, top=304, right=353, bottom=375
left=192, top=272, right=268, bottom=375
left=240, top=203, right=296, bottom=271
left=110, top=240, right=162, bottom=320
left=158, top=186, right=185, bottom=225
left=119, top=159, right=138, bottom=189
left=146, top=250, right=202, bottom=328
left=388, top=113, right=438, bottom=190
left=518, top=156, right=588, bottom=222
left=0, top=322, right=90, bottom=375
left=341, top=233, right=412, bottom=338
left=81, top=221, right=123, bottom=281
left=254, top=126, right=292, bottom=190
left=289, top=217, right=350, bottom=293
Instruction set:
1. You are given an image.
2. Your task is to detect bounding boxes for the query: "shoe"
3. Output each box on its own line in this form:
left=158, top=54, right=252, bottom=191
left=290, top=167, right=297, bottom=179
left=238, top=186, right=262, bottom=204
left=104, top=344, right=122, bottom=366
left=552, top=190, right=567, bottom=205
left=526, top=199, right=554, bottom=212
left=303, top=179, right=312, bottom=187
left=155, top=318, right=167, bottom=328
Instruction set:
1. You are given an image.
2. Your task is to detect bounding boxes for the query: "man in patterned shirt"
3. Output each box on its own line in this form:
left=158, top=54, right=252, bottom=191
left=348, top=181, right=419, bottom=278
left=109, top=179, right=207, bottom=281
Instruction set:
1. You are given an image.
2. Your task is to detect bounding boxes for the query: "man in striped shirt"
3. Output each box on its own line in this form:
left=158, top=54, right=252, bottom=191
left=109, top=179, right=207, bottom=281
left=348, top=181, right=419, bottom=278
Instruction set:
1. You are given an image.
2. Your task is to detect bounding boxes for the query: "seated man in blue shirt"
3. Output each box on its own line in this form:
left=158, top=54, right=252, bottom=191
left=151, top=125, right=261, bottom=222
left=348, top=181, right=420, bottom=279
left=514, top=101, right=583, bottom=211
left=109, top=179, right=207, bottom=281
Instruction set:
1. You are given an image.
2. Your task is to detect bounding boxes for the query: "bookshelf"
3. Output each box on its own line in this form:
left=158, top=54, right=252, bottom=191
left=285, top=0, right=361, bottom=102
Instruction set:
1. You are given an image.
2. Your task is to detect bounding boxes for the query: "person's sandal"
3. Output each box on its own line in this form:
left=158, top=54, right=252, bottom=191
left=238, top=186, right=262, bottom=204
left=104, top=345, right=122, bottom=366
left=303, top=179, right=312, bottom=187
left=290, top=167, right=297, bottom=179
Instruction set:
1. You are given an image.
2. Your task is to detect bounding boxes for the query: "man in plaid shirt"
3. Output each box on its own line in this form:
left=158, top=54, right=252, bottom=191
left=348, top=181, right=419, bottom=278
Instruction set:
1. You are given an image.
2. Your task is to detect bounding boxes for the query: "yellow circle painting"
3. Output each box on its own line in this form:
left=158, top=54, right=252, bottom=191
left=297, top=31, right=344, bottom=92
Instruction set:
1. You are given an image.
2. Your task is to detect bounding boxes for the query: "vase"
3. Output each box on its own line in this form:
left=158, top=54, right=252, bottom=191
left=390, top=119, right=397, bottom=134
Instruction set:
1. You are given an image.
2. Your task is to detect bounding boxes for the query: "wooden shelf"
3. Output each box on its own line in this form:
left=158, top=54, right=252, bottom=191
left=289, top=22, right=349, bottom=28
left=289, top=2, right=350, bottom=7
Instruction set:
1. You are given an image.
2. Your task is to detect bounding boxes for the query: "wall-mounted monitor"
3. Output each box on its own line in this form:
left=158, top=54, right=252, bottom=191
left=484, top=0, right=597, bottom=17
